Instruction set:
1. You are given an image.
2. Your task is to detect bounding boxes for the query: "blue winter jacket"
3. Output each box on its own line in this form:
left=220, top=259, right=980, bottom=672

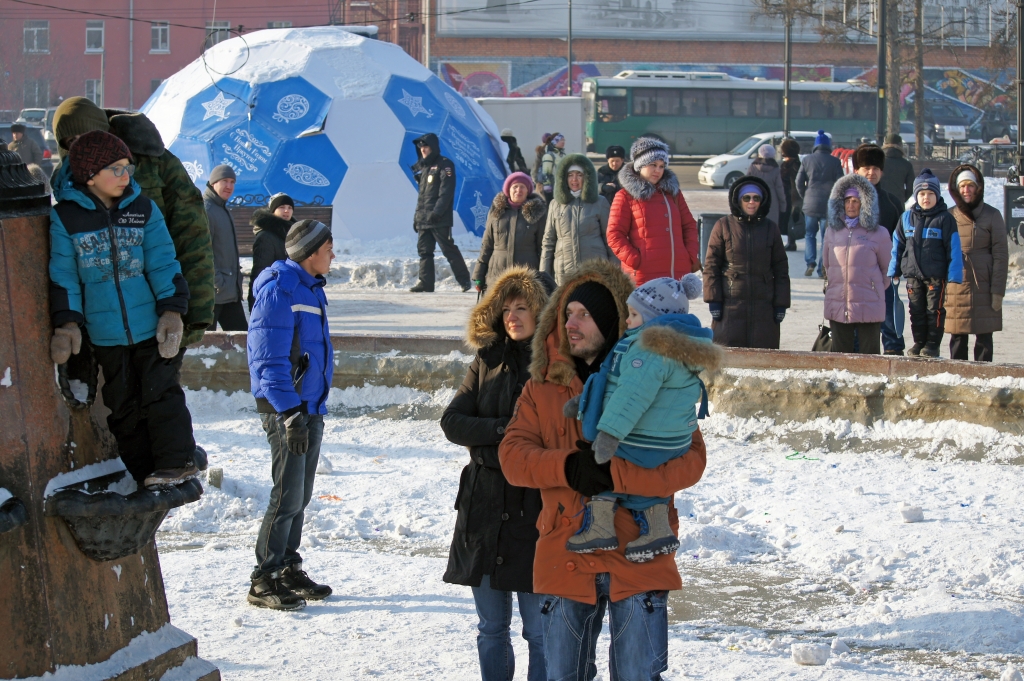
left=49, top=177, right=189, bottom=346
left=248, top=258, right=334, bottom=416
left=887, top=200, right=964, bottom=283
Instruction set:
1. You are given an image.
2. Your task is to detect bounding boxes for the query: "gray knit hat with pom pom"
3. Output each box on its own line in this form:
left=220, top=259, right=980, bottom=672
left=630, top=136, right=671, bottom=170
left=627, top=274, right=703, bottom=323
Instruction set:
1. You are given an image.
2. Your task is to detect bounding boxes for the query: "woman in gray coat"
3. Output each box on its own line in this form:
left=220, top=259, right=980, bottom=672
left=473, top=172, right=547, bottom=290
left=746, top=144, right=787, bottom=229
left=540, top=154, right=615, bottom=285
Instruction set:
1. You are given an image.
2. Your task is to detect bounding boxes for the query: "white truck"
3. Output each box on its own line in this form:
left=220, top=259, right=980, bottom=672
left=475, top=97, right=585, bottom=164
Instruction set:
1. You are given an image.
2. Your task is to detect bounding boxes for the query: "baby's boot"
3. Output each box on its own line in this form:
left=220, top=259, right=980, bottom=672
left=624, top=503, right=680, bottom=563
left=566, top=496, right=619, bottom=553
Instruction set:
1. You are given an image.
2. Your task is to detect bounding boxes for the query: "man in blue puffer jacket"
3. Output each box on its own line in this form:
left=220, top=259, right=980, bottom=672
left=247, top=219, right=335, bottom=610
left=49, top=130, right=195, bottom=490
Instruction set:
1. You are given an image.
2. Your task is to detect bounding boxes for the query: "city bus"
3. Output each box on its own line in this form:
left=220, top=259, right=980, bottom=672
left=581, top=71, right=877, bottom=156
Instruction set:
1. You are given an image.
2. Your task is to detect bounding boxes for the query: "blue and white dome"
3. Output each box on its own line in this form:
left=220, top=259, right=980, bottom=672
left=141, top=27, right=507, bottom=240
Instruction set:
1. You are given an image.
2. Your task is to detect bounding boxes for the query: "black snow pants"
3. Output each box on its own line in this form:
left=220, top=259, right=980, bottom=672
left=93, top=338, right=196, bottom=483
left=416, top=226, right=471, bottom=290
left=905, top=277, right=947, bottom=348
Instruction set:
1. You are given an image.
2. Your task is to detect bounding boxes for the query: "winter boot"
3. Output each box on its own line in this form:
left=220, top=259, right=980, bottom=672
left=804, top=265, right=816, bottom=277
left=785, top=241, right=797, bottom=252
left=623, top=504, right=680, bottom=563
left=907, top=342, right=925, bottom=357
left=883, top=349, right=904, bottom=356
left=144, top=463, right=199, bottom=490
left=566, top=496, right=619, bottom=553
left=280, top=564, right=333, bottom=600
left=920, top=343, right=940, bottom=358
left=248, top=572, right=306, bottom=611
left=460, top=281, right=472, bottom=293
left=192, top=445, right=209, bottom=471
left=409, top=281, right=434, bottom=293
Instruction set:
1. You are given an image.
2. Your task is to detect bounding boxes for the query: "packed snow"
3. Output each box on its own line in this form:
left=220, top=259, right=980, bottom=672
left=157, top=385, right=1024, bottom=679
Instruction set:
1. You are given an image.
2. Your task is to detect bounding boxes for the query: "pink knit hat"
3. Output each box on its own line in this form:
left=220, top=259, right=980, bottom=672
left=503, top=172, right=534, bottom=198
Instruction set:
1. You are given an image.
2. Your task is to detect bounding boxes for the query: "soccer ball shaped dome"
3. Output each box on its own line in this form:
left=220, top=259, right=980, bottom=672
left=141, top=27, right=507, bottom=240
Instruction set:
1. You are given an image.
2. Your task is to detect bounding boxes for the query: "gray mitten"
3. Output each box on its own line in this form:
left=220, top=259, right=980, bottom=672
left=562, top=394, right=582, bottom=419
left=593, top=431, right=620, bottom=464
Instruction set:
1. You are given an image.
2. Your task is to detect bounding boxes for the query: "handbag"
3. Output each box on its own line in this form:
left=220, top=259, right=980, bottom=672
left=812, top=318, right=832, bottom=352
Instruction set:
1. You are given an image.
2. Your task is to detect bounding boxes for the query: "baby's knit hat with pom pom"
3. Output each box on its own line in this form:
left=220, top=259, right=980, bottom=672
left=627, top=273, right=703, bottom=323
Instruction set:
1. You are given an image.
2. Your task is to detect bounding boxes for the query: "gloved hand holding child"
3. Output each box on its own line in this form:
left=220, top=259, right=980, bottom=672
left=50, top=322, right=82, bottom=364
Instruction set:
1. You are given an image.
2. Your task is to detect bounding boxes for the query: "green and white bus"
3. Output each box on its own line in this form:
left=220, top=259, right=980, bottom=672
left=582, top=71, right=876, bottom=156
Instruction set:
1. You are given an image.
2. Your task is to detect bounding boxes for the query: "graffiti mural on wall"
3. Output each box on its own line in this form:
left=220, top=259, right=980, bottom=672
left=848, top=65, right=1013, bottom=116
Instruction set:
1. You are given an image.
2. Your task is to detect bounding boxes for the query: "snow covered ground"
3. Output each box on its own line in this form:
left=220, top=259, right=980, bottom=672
left=160, top=386, right=1024, bottom=680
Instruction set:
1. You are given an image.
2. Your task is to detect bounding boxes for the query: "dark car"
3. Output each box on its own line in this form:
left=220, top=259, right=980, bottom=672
left=924, top=101, right=971, bottom=143
left=0, top=123, right=53, bottom=174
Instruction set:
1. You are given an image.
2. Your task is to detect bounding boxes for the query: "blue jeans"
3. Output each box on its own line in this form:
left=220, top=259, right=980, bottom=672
left=881, top=283, right=906, bottom=352
left=541, top=573, right=668, bottom=681
left=471, top=574, right=547, bottom=681
left=803, top=215, right=828, bottom=274
left=253, top=413, right=324, bottom=578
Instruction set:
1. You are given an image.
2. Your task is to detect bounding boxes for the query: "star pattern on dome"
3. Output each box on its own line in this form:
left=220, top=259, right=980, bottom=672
left=469, top=191, right=488, bottom=231
left=201, top=91, right=234, bottom=121
left=398, top=89, right=433, bottom=118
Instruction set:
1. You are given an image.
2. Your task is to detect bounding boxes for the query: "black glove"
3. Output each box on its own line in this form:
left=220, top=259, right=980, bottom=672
left=279, top=412, right=309, bottom=456
left=774, top=307, right=786, bottom=324
left=564, top=441, right=614, bottom=497
left=708, top=302, right=723, bottom=321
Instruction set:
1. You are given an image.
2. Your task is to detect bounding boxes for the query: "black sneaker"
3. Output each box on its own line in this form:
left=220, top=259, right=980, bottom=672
left=409, top=282, right=434, bottom=293
left=248, top=574, right=306, bottom=610
left=280, top=564, right=333, bottom=600
left=907, top=343, right=925, bottom=357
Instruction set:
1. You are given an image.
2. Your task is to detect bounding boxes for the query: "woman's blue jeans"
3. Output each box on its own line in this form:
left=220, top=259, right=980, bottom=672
left=471, top=574, right=547, bottom=681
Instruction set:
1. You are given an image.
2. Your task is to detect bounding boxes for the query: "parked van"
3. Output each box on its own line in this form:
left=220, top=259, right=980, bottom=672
left=698, top=130, right=824, bottom=189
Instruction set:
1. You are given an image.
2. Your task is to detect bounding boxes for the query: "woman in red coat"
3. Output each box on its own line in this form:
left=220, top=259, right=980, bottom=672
left=607, top=136, right=700, bottom=285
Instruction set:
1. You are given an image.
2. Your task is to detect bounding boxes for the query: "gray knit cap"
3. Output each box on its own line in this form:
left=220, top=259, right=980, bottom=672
left=627, top=274, right=703, bottom=322
left=209, top=164, right=236, bottom=184
left=286, top=220, right=332, bottom=262
left=630, top=136, right=670, bottom=171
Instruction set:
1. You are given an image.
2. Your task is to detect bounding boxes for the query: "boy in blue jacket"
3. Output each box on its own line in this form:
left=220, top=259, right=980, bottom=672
left=48, top=130, right=196, bottom=489
left=247, top=219, right=335, bottom=610
left=563, top=274, right=722, bottom=562
left=888, top=169, right=963, bottom=358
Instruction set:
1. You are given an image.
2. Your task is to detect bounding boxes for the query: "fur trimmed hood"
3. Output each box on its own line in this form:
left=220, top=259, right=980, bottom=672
left=618, top=162, right=680, bottom=201
left=530, top=259, right=635, bottom=385
left=553, top=153, right=598, bottom=205
left=465, top=266, right=552, bottom=350
left=638, top=321, right=723, bottom=373
left=948, top=163, right=985, bottom=215
left=727, top=175, right=771, bottom=222
left=827, top=173, right=880, bottom=232
left=491, top=191, right=547, bottom=225
left=106, top=109, right=165, bottom=157
left=250, top=207, right=294, bottom=239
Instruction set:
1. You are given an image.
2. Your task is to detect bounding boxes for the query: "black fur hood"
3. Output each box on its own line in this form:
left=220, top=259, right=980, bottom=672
left=106, top=109, right=165, bottom=157
left=618, top=162, right=680, bottom=201
left=250, top=207, right=294, bottom=239
left=491, top=191, right=547, bottom=225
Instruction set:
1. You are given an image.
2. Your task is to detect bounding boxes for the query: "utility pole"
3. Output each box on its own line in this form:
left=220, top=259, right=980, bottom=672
left=567, top=0, right=573, bottom=96
left=875, top=0, right=887, bottom=141
left=1018, top=0, right=1023, bottom=174
left=783, top=11, right=792, bottom=137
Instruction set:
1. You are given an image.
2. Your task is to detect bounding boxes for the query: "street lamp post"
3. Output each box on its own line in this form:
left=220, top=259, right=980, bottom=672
left=567, top=0, right=573, bottom=96
left=783, top=12, right=792, bottom=137
left=876, top=0, right=887, bottom=142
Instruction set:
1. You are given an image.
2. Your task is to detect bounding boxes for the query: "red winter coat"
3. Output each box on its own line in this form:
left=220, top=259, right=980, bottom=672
left=607, top=164, right=700, bottom=285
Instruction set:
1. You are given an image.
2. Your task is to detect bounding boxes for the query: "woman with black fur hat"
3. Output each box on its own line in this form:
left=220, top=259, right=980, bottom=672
left=248, top=193, right=296, bottom=311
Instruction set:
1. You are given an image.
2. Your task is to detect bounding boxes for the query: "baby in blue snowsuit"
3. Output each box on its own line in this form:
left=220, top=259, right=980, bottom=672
left=564, top=274, right=722, bottom=562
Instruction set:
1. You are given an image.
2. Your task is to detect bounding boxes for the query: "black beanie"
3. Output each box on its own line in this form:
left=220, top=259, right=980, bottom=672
left=566, top=281, right=619, bottom=344
left=269, top=192, right=294, bottom=212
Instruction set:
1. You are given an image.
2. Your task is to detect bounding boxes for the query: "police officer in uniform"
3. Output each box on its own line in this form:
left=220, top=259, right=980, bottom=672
left=410, top=133, right=472, bottom=293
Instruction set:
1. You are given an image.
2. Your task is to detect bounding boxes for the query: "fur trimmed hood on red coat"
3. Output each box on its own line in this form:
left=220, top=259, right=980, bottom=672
left=617, top=162, right=680, bottom=202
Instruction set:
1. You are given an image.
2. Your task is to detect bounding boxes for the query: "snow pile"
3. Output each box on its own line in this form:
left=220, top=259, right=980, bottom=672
left=326, top=384, right=456, bottom=410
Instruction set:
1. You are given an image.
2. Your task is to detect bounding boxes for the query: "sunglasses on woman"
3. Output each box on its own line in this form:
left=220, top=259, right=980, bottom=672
left=741, top=194, right=762, bottom=203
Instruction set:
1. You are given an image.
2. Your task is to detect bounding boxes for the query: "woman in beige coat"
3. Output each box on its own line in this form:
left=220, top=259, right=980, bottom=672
left=944, top=164, right=1008, bottom=361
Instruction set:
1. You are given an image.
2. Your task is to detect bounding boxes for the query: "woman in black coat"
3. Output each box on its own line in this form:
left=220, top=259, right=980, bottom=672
left=247, top=193, right=295, bottom=311
left=441, top=265, right=554, bottom=681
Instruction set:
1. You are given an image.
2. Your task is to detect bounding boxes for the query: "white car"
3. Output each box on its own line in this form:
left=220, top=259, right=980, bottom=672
left=698, top=131, right=824, bottom=189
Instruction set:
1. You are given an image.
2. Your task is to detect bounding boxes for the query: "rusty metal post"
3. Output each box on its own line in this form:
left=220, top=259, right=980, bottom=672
left=0, top=151, right=218, bottom=680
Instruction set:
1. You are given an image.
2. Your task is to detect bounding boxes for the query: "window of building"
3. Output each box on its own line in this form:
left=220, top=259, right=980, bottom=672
left=267, top=21, right=292, bottom=28
left=151, top=79, right=164, bottom=94
left=151, top=22, right=170, bottom=52
left=85, top=80, right=103, bottom=107
left=205, top=21, right=231, bottom=50
left=86, top=21, right=104, bottom=53
left=23, top=79, right=49, bottom=108
left=24, top=21, right=49, bottom=53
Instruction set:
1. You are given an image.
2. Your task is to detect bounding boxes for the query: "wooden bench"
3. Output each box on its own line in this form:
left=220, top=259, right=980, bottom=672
left=228, top=206, right=333, bottom=256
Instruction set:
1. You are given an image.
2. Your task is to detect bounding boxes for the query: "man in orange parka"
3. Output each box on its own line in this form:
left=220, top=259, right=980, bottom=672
left=499, top=258, right=707, bottom=681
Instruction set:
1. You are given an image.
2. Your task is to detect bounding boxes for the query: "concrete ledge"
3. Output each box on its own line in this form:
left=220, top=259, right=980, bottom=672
left=185, top=333, right=1024, bottom=435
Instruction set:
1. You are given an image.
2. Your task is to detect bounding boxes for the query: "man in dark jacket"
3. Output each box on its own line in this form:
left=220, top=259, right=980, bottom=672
left=879, top=134, right=916, bottom=202
left=203, top=165, right=246, bottom=330
left=597, top=145, right=625, bottom=203
left=501, top=128, right=530, bottom=174
left=796, top=130, right=844, bottom=277
left=248, top=193, right=295, bottom=311
left=410, top=133, right=472, bottom=293
left=247, top=219, right=336, bottom=610
left=853, top=144, right=908, bottom=354
left=9, top=123, right=43, bottom=166
left=779, top=138, right=802, bottom=251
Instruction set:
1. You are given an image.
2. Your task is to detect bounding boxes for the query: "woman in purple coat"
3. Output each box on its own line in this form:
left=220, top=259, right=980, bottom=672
left=821, top=174, right=892, bottom=354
